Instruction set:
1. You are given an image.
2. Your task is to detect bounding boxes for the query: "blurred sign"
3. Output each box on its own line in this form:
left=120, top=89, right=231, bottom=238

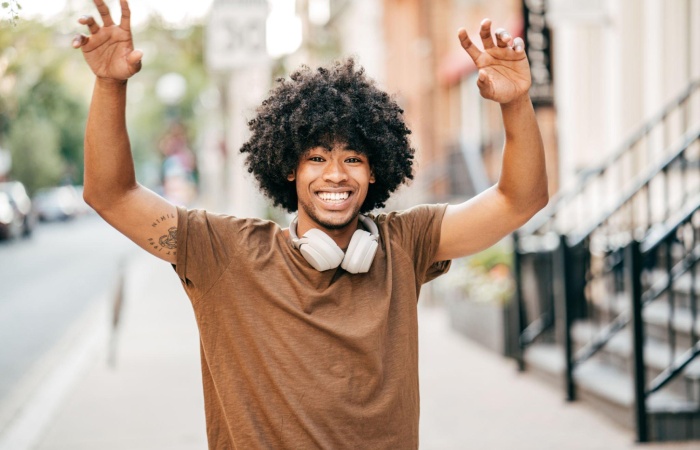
left=523, top=0, right=554, bottom=107
left=206, top=0, right=269, bottom=71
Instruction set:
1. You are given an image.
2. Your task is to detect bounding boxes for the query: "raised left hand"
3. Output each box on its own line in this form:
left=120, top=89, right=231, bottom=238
left=458, top=19, right=531, bottom=104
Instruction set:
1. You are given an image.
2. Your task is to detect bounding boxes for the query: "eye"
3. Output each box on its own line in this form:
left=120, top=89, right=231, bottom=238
left=309, top=156, right=325, bottom=162
left=345, top=157, right=362, bottom=163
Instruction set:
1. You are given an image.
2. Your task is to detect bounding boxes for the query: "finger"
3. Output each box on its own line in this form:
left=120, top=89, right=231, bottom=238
left=513, top=36, right=525, bottom=53
left=126, top=49, right=143, bottom=75
left=93, top=0, right=114, bottom=27
left=72, top=34, right=89, bottom=49
left=494, top=28, right=512, bottom=48
left=78, top=15, right=100, bottom=35
left=120, top=0, right=131, bottom=32
left=457, top=28, right=482, bottom=61
left=476, top=70, right=494, bottom=98
left=479, top=18, right=495, bottom=50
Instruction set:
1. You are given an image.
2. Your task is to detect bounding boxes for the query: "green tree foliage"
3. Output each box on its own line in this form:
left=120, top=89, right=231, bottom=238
left=0, top=12, right=210, bottom=194
left=8, top=116, right=64, bottom=194
left=0, top=18, right=88, bottom=193
left=17, top=70, right=87, bottom=184
left=1, top=0, right=21, bottom=26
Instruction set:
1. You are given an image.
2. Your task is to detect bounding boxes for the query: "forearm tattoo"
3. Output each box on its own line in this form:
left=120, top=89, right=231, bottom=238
left=159, top=227, right=177, bottom=249
left=151, top=213, right=175, bottom=228
left=148, top=214, right=177, bottom=256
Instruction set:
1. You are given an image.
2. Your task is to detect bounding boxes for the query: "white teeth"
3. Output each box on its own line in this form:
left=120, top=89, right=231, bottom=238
left=318, top=192, right=350, bottom=202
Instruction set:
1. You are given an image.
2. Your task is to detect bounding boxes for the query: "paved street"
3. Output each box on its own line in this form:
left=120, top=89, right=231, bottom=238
left=0, top=215, right=137, bottom=432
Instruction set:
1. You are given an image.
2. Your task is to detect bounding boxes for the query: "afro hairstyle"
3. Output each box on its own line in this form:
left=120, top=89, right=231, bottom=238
left=240, top=57, right=415, bottom=213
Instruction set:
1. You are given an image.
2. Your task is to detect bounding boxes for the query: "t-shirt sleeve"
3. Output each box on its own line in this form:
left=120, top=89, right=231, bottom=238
left=382, top=203, right=452, bottom=284
left=174, top=206, right=237, bottom=301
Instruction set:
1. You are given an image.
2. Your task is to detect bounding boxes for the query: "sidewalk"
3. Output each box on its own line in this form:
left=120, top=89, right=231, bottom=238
left=9, top=253, right=700, bottom=449
left=31, top=253, right=207, bottom=450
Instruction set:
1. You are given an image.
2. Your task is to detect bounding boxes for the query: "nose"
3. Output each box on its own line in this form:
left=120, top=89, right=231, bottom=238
left=322, top=158, right=348, bottom=183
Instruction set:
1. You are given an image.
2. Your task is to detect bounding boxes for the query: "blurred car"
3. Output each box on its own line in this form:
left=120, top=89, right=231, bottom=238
left=0, top=181, right=36, bottom=237
left=33, top=186, right=82, bottom=222
left=71, top=185, right=93, bottom=216
left=0, top=191, right=21, bottom=240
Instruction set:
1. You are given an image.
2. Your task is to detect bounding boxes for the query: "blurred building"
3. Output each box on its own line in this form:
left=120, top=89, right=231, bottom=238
left=548, top=0, right=700, bottom=191
left=296, top=0, right=386, bottom=81
left=380, top=0, right=542, bottom=207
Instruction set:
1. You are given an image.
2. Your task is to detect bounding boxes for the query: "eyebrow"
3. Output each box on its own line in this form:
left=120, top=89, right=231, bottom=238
left=305, top=145, right=361, bottom=154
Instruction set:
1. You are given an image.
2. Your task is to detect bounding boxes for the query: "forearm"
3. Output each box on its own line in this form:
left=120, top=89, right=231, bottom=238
left=496, top=94, right=548, bottom=215
left=83, top=78, right=138, bottom=209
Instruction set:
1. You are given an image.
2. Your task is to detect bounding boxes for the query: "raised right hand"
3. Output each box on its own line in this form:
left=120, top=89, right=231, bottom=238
left=72, top=0, right=142, bottom=81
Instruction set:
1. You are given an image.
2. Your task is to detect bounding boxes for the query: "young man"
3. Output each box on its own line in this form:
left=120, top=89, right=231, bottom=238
left=73, top=0, right=547, bottom=448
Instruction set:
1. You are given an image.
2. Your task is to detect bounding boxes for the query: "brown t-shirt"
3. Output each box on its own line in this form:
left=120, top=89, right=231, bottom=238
left=175, top=204, right=451, bottom=449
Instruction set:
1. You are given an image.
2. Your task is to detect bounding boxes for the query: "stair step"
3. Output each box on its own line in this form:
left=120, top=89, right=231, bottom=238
left=644, top=269, right=700, bottom=310
left=524, top=342, right=700, bottom=440
left=574, top=358, right=633, bottom=406
left=572, top=320, right=700, bottom=379
left=649, top=408, right=700, bottom=441
left=647, top=268, right=700, bottom=293
left=522, top=343, right=565, bottom=390
left=572, top=320, right=700, bottom=402
left=644, top=302, right=700, bottom=346
left=587, top=293, right=700, bottom=349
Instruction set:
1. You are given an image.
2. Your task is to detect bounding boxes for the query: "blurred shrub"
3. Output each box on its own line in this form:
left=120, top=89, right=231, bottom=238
left=435, top=239, right=514, bottom=305
left=8, top=116, right=64, bottom=193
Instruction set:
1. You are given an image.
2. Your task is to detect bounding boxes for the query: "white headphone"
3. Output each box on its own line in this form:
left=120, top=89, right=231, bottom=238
left=289, top=215, right=379, bottom=273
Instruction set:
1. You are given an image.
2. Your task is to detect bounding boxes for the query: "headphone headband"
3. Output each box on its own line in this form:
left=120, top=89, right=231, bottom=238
left=289, top=215, right=379, bottom=247
left=289, top=214, right=380, bottom=273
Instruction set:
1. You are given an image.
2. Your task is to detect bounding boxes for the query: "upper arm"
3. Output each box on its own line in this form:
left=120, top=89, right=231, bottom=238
left=90, top=184, right=179, bottom=264
left=434, top=185, right=544, bottom=261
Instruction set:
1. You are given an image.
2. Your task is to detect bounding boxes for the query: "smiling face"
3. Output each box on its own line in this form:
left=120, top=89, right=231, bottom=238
left=288, top=142, right=375, bottom=238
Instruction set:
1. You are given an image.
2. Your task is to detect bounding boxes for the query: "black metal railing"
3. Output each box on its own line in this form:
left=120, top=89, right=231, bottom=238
left=513, top=78, right=700, bottom=442
left=522, top=79, right=700, bottom=237
left=514, top=79, right=700, bottom=368
left=560, top=126, right=700, bottom=391
left=630, top=199, right=700, bottom=441
left=526, top=148, right=700, bottom=440
left=547, top=195, right=700, bottom=434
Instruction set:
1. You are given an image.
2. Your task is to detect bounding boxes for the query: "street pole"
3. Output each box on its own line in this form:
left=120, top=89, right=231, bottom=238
left=206, top=0, right=270, bottom=217
left=218, top=73, right=230, bottom=212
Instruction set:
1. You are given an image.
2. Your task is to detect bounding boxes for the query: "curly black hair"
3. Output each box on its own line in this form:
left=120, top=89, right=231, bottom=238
left=240, top=58, right=415, bottom=213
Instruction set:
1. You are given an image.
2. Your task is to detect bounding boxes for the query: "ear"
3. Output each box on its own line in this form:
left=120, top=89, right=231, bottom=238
left=369, top=169, right=375, bottom=184
left=287, top=170, right=296, bottom=182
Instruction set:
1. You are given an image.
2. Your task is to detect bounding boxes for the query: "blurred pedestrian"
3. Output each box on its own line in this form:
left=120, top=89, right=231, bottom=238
left=73, top=0, right=547, bottom=448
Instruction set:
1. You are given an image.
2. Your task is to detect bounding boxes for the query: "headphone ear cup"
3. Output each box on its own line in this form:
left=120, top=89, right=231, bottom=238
left=299, top=228, right=344, bottom=271
left=341, top=230, right=378, bottom=273
left=357, top=240, right=378, bottom=273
